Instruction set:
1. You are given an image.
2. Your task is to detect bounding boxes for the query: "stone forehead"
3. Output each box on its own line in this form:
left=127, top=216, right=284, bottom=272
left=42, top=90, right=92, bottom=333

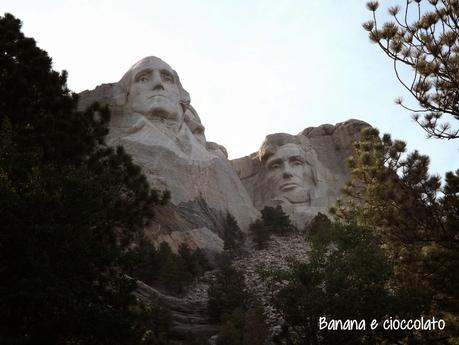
left=129, top=56, right=173, bottom=74
left=115, top=56, right=191, bottom=106
left=259, top=133, right=302, bottom=163
left=269, top=143, right=305, bottom=158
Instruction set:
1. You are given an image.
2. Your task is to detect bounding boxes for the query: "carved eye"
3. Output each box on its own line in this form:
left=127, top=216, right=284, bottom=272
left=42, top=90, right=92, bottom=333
left=292, top=160, right=303, bottom=166
left=138, top=75, right=149, bottom=83
left=269, top=163, right=281, bottom=170
left=161, top=71, right=174, bottom=82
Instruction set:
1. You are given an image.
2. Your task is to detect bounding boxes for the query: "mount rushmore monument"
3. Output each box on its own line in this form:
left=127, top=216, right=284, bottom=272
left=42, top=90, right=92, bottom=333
left=78, top=56, right=369, bottom=252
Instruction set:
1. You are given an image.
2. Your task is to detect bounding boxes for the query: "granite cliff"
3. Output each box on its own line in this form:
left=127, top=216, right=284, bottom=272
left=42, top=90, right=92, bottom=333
left=78, top=56, right=369, bottom=251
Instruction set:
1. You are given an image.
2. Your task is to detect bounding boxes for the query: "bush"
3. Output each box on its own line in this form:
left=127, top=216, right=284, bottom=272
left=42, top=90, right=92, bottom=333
left=222, top=212, right=245, bottom=255
left=208, top=263, right=247, bottom=322
left=250, top=206, right=294, bottom=249
left=273, top=217, right=425, bottom=344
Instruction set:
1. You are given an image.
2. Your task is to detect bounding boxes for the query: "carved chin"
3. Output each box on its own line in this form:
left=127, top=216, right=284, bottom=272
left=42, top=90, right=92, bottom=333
left=130, top=98, right=181, bottom=120
left=146, top=106, right=179, bottom=121
left=275, top=188, right=310, bottom=204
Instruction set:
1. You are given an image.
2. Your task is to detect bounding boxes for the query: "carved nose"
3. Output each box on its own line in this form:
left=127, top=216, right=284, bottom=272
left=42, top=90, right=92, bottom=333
left=151, top=71, right=164, bottom=90
left=283, top=166, right=293, bottom=178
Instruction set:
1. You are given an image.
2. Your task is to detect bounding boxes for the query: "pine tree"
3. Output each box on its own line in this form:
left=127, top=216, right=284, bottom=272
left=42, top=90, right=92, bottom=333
left=249, top=219, right=270, bottom=249
left=332, top=127, right=459, bottom=342
left=242, top=307, right=268, bottom=345
left=363, top=0, right=459, bottom=139
left=261, top=205, right=295, bottom=235
left=249, top=206, right=294, bottom=249
left=208, top=263, right=247, bottom=322
left=0, top=13, right=168, bottom=344
left=222, top=212, right=245, bottom=255
left=273, top=217, right=420, bottom=345
left=217, top=321, right=242, bottom=345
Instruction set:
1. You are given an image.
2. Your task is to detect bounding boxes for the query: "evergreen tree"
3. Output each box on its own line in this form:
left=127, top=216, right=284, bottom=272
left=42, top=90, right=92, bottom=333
left=208, top=262, right=247, bottom=322
left=273, top=217, right=421, bottom=345
left=363, top=0, right=459, bottom=139
left=178, top=243, right=211, bottom=285
left=149, top=242, right=211, bottom=294
left=305, top=212, right=331, bottom=237
left=190, top=247, right=212, bottom=273
left=222, top=212, right=245, bottom=255
left=332, top=127, right=459, bottom=342
left=122, top=236, right=160, bottom=286
left=0, top=13, right=168, bottom=344
left=217, top=320, right=242, bottom=345
left=249, top=206, right=294, bottom=249
left=242, top=307, right=268, bottom=345
left=261, top=205, right=295, bottom=235
left=249, top=219, right=270, bottom=249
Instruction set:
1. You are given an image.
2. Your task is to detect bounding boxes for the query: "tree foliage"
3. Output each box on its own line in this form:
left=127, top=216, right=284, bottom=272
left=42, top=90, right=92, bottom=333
left=364, top=0, right=459, bottom=139
left=0, top=13, right=170, bottom=344
left=242, top=307, right=269, bottom=345
left=249, top=206, right=295, bottom=249
left=261, top=205, right=295, bottom=235
left=124, top=240, right=211, bottom=295
left=208, top=262, right=247, bottom=322
left=332, top=127, right=459, bottom=342
left=273, top=217, right=425, bottom=345
left=249, top=219, right=270, bottom=249
left=222, top=212, right=245, bottom=255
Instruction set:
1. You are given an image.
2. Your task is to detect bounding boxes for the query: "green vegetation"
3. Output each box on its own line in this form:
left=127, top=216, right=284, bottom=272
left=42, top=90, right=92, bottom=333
left=208, top=260, right=268, bottom=345
left=125, top=240, right=211, bottom=295
left=249, top=205, right=295, bottom=249
left=208, top=262, right=247, bottom=322
left=2, top=4, right=458, bottom=343
left=0, top=13, right=170, bottom=344
left=222, top=212, right=245, bottom=256
left=274, top=217, right=426, bottom=344
left=364, top=0, right=459, bottom=139
left=273, top=126, right=458, bottom=343
left=333, top=127, right=459, bottom=342
left=261, top=205, right=295, bottom=235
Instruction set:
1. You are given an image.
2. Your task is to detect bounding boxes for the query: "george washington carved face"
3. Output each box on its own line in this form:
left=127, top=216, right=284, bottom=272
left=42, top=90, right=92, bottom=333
left=115, top=56, right=191, bottom=134
left=127, top=57, right=182, bottom=124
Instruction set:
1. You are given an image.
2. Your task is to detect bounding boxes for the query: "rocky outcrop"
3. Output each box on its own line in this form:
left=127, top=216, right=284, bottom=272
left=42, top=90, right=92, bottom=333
left=136, top=231, right=311, bottom=344
left=299, top=119, right=370, bottom=189
left=235, top=233, right=310, bottom=335
left=78, top=57, right=259, bottom=254
left=142, top=200, right=225, bottom=254
left=231, top=119, right=370, bottom=229
left=78, top=56, right=370, bottom=247
left=75, top=56, right=375, bottom=344
left=135, top=276, right=219, bottom=343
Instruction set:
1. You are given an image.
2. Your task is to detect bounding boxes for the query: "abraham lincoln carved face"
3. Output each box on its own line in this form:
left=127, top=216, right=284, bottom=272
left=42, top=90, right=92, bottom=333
left=259, top=134, right=317, bottom=204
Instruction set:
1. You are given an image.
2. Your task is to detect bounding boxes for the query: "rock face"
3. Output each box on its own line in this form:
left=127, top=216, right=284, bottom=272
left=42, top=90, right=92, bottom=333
left=133, top=232, right=311, bottom=344
left=231, top=119, right=370, bottom=228
left=78, top=56, right=258, bottom=254
left=78, top=57, right=372, bottom=343
left=78, top=55, right=369, bottom=247
left=135, top=277, right=219, bottom=343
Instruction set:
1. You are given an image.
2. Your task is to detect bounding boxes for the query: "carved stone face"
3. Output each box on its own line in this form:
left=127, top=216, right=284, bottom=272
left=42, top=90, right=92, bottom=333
left=127, top=57, right=182, bottom=126
left=265, top=143, right=314, bottom=203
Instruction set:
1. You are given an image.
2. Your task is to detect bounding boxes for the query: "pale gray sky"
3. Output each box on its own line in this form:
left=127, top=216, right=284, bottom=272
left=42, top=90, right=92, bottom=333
left=3, top=0, right=458, bottom=177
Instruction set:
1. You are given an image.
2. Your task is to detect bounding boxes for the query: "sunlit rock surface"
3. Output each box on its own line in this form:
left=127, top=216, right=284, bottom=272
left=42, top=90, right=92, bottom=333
left=231, top=119, right=370, bottom=228
left=78, top=57, right=259, bottom=253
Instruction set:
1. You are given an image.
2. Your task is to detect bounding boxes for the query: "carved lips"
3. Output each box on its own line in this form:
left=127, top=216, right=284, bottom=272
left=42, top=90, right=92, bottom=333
left=279, top=181, right=301, bottom=191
